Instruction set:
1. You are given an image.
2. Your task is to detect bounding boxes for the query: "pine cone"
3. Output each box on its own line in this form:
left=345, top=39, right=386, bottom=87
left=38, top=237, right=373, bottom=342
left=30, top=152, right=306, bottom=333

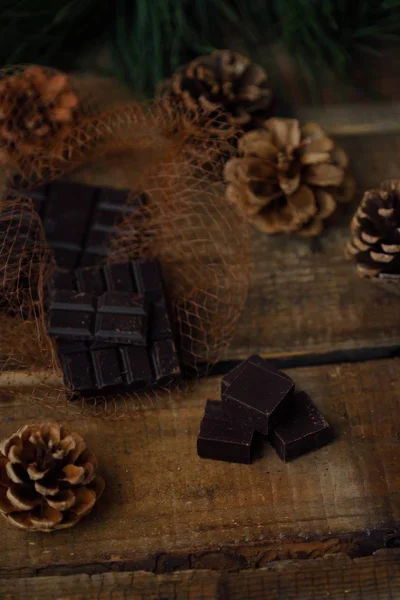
left=158, top=50, right=271, bottom=132
left=0, top=67, right=79, bottom=165
left=0, top=423, right=104, bottom=531
left=224, top=118, right=354, bottom=236
left=347, top=180, right=400, bottom=278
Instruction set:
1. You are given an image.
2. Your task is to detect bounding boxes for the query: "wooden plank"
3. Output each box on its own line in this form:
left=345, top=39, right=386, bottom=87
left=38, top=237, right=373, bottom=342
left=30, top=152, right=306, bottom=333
left=226, top=132, right=400, bottom=361
left=297, top=102, right=400, bottom=135
left=61, top=128, right=400, bottom=363
left=3, top=127, right=400, bottom=369
left=1, top=551, right=399, bottom=599
left=223, top=551, right=400, bottom=600
left=0, top=358, right=399, bottom=576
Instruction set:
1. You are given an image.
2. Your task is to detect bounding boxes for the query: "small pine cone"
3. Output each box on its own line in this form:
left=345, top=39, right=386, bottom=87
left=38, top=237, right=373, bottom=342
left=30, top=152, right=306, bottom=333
left=0, top=66, right=79, bottom=165
left=158, top=50, right=272, bottom=133
left=347, top=180, right=400, bottom=278
left=0, top=423, right=104, bottom=531
left=224, top=118, right=354, bottom=236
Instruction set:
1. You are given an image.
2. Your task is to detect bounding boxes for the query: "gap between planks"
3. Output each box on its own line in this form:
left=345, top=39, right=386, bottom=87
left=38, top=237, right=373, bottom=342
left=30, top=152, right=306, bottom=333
left=0, top=550, right=399, bottom=599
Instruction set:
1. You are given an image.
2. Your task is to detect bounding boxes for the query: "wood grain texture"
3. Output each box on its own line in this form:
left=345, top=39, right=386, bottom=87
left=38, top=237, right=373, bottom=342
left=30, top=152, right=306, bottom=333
left=222, top=550, right=400, bottom=600
left=226, top=133, right=400, bottom=361
left=0, top=358, right=399, bottom=576
left=297, top=103, right=400, bottom=135
left=1, top=551, right=399, bottom=599
left=29, top=125, right=400, bottom=365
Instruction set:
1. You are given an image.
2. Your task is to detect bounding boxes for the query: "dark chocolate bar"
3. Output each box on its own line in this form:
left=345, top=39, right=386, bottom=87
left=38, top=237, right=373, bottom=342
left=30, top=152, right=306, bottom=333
left=222, top=360, right=294, bottom=435
left=270, top=391, right=333, bottom=462
left=15, top=182, right=146, bottom=269
left=197, top=400, right=254, bottom=464
left=48, top=258, right=180, bottom=395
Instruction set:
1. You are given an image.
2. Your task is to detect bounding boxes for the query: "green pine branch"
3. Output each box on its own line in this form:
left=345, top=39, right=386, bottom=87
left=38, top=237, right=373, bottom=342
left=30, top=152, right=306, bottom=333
left=0, top=0, right=399, bottom=95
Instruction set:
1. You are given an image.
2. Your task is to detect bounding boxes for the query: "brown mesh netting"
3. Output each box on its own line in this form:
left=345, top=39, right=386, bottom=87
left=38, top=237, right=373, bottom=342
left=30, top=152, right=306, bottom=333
left=0, top=67, right=251, bottom=419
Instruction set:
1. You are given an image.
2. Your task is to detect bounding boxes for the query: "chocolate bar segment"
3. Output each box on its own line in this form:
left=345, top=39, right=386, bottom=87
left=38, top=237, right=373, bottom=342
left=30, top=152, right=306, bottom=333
left=222, top=360, right=294, bottom=435
left=95, top=292, right=147, bottom=345
left=76, top=267, right=106, bottom=296
left=197, top=399, right=254, bottom=464
left=47, top=270, right=77, bottom=296
left=22, top=182, right=146, bottom=268
left=104, top=263, right=136, bottom=292
left=133, top=258, right=164, bottom=299
left=149, top=293, right=173, bottom=341
left=120, top=346, right=153, bottom=387
left=57, top=342, right=95, bottom=391
left=92, top=347, right=124, bottom=389
left=47, top=291, right=95, bottom=340
left=270, top=391, right=333, bottom=462
left=42, top=182, right=97, bottom=268
left=150, top=339, right=181, bottom=383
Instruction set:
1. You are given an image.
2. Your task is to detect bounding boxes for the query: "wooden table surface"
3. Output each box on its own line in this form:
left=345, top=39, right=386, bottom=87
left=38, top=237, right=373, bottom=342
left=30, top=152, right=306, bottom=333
left=1, top=107, right=400, bottom=598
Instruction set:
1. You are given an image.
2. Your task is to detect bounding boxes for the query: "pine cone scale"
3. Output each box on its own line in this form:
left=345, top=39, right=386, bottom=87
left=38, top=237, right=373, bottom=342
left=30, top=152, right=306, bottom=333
left=304, top=163, right=344, bottom=187
left=47, top=489, right=75, bottom=511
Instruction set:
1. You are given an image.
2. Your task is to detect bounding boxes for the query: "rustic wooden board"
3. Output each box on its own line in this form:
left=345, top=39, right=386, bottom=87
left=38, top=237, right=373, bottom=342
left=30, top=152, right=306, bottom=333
left=297, top=102, right=400, bottom=135
left=0, top=357, right=399, bottom=577
left=3, top=127, right=395, bottom=369
left=226, top=132, right=400, bottom=361
left=1, top=551, right=399, bottom=599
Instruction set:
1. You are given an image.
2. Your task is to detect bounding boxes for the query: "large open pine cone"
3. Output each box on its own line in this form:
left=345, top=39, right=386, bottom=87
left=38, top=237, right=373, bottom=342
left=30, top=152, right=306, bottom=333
left=158, top=50, right=271, bottom=132
left=0, top=66, right=79, bottom=166
left=224, top=118, right=354, bottom=236
left=347, top=180, right=400, bottom=277
left=0, top=423, right=104, bottom=531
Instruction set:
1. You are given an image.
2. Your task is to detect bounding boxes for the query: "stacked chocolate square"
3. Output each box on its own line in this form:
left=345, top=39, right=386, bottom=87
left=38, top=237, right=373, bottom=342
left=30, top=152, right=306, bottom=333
left=197, top=355, right=332, bottom=463
left=47, top=258, right=181, bottom=396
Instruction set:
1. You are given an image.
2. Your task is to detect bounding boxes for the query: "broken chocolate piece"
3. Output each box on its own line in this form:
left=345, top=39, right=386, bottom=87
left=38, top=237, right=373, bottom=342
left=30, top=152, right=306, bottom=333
left=270, top=391, right=333, bottom=462
left=197, top=399, right=254, bottom=464
left=221, top=354, right=293, bottom=393
left=95, top=292, right=147, bottom=345
left=47, top=291, right=95, bottom=340
left=222, top=360, right=294, bottom=435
